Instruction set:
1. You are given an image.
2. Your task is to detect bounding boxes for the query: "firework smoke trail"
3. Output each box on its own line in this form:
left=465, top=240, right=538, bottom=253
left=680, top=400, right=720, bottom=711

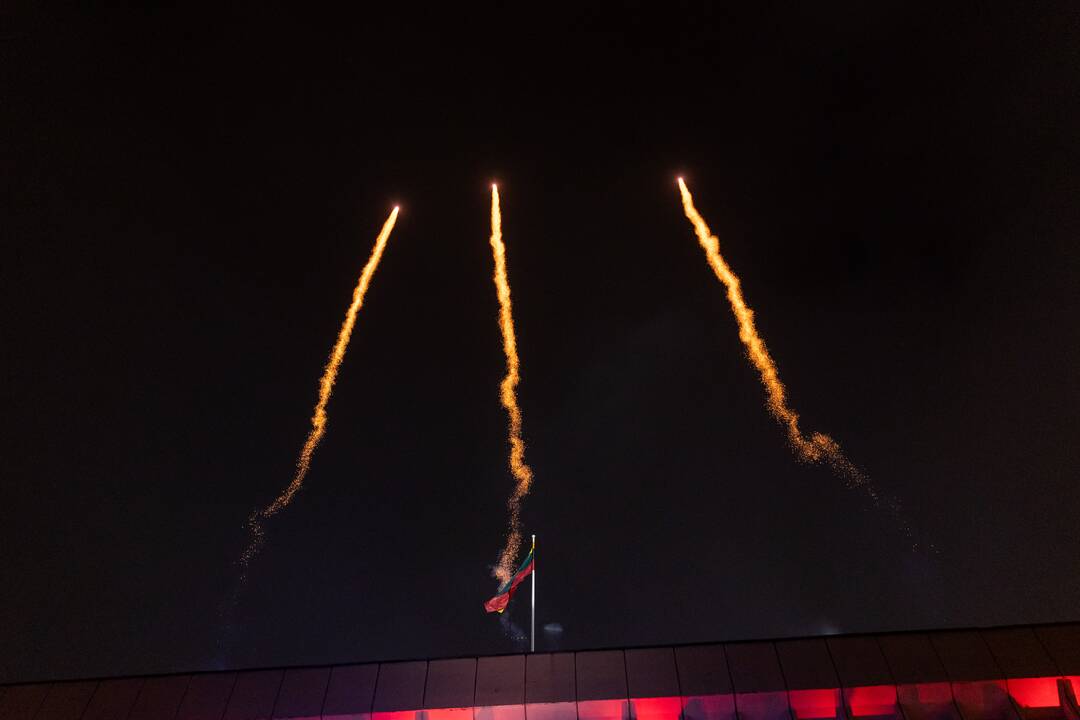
left=239, top=206, right=400, bottom=576
left=675, top=178, right=876, bottom=492
left=489, top=184, right=535, bottom=584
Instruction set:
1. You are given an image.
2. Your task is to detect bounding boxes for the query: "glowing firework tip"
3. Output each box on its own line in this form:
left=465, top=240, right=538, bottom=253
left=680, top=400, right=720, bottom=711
left=676, top=179, right=871, bottom=489
left=239, top=207, right=400, bottom=574
left=488, top=184, right=535, bottom=585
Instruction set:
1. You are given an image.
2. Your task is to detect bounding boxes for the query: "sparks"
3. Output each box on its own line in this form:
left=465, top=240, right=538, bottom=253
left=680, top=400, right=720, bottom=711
left=488, top=184, right=535, bottom=584
left=676, top=178, right=871, bottom=489
left=239, top=206, right=400, bottom=573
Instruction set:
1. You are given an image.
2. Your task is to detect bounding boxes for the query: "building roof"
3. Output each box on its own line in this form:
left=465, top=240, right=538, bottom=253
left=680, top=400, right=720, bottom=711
left=3, top=622, right=1080, bottom=720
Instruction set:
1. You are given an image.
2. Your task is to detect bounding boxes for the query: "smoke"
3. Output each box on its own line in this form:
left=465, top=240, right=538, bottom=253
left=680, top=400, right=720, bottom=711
left=488, top=185, right=536, bottom=584
left=498, top=612, right=528, bottom=646
left=238, top=207, right=400, bottom=580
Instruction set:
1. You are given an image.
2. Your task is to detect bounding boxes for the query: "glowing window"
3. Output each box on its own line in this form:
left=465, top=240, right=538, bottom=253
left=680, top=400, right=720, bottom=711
left=844, top=685, right=899, bottom=718
left=578, top=699, right=629, bottom=720
left=788, top=689, right=841, bottom=719
left=1008, top=678, right=1061, bottom=709
left=631, top=697, right=682, bottom=720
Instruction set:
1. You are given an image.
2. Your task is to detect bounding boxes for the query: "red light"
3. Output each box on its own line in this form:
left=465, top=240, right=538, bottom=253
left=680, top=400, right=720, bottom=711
left=579, top=699, right=629, bottom=720
left=631, top=696, right=682, bottom=720
left=426, top=709, right=474, bottom=720
left=525, top=702, right=578, bottom=720
left=789, top=689, right=841, bottom=719
left=373, top=712, right=421, bottom=720
left=1008, top=678, right=1061, bottom=709
left=286, top=673, right=1080, bottom=720
left=844, top=685, right=899, bottom=717
left=474, top=706, right=525, bottom=720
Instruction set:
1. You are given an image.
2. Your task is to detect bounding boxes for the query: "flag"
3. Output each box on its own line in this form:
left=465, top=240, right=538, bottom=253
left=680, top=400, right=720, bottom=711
left=484, top=540, right=534, bottom=613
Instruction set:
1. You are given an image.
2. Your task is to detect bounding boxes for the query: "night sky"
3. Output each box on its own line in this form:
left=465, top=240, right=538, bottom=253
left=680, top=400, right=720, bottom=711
left=3, top=3, right=1080, bottom=683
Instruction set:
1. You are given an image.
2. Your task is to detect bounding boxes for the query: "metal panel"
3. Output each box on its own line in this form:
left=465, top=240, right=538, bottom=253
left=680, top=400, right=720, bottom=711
left=676, top=646, right=733, bottom=696
left=424, top=659, right=476, bottom=710
left=176, top=674, right=237, bottom=720
left=525, top=651, right=576, bottom=720
left=129, top=676, right=191, bottom=720
left=725, top=643, right=785, bottom=694
left=931, top=633, right=1002, bottom=682
left=725, top=643, right=789, bottom=720
left=1035, top=625, right=1080, bottom=676
left=322, top=665, right=377, bottom=720
left=729, top=691, right=789, bottom=720
left=777, top=639, right=839, bottom=690
left=36, top=682, right=98, bottom=720
left=878, top=635, right=949, bottom=685
left=827, top=637, right=894, bottom=687
left=82, top=679, right=143, bottom=720
left=475, top=655, right=525, bottom=707
left=948, top=683, right=1016, bottom=720
left=981, top=629, right=1058, bottom=679
left=777, top=639, right=843, bottom=720
left=676, top=645, right=736, bottom=720
left=525, top=653, right=575, bottom=704
left=576, top=651, right=628, bottom=701
left=372, top=662, right=427, bottom=713
left=0, top=685, right=51, bottom=720
left=893, top=684, right=960, bottom=720
left=273, top=669, right=330, bottom=720
left=625, top=648, right=679, bottom=699
left=224, top=671, right=283, bottom=720
left=982, top=629, right=1063, bottom=716
left=523, top=703, right=576, bottom=720
left=931, top=632, right=1015, bottom=720
left=827, top=637, right=900, bottom=720
left=576, top=651, right=629, bottom=720
left=878, top=635, right=958, bottom=720
left=680, top=695, right=738, bottom=720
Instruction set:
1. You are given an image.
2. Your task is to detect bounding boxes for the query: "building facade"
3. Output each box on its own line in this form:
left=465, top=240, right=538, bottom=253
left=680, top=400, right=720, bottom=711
left=2, top=623, right=1079, bottom=720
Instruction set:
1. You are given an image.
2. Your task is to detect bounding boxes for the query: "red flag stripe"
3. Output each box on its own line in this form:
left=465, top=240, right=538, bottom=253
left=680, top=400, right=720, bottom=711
left=483, top=558, right=534, bottom=613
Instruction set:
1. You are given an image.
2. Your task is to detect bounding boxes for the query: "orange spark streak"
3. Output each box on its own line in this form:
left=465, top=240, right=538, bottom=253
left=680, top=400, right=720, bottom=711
left=677, top=178, right=870, bottom=489
left=489, top=184, right=535, bottom=584
left=241, top=207, right=399, bottom=570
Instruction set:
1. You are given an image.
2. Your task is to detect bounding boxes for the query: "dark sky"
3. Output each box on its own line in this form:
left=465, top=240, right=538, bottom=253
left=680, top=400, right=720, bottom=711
left=3, top=2, right=1080, bottom=683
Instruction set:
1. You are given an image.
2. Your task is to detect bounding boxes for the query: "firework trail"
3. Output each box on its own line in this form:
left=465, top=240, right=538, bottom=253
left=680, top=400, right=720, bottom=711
left=489, top=184, right=535, bottom=584
left=239, top=206, right=400, bottom=575
left=675, top=179, right=874, bottom=491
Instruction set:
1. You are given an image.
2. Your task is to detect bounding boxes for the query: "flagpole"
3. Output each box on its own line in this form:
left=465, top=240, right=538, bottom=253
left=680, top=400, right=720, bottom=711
left=530, top=533, right=536, bottom=653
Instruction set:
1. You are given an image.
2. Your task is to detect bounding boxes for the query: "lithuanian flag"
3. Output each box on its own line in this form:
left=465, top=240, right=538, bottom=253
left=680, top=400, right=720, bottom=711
left=484, top=541, right=534, bottom=614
